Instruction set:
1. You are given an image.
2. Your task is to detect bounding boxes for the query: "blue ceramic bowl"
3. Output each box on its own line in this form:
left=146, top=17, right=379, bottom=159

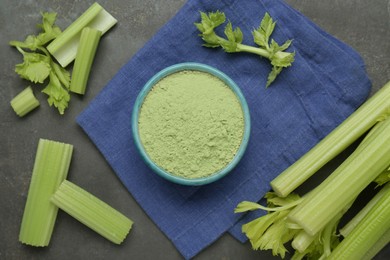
left=132, top=62, right=251, bottom=186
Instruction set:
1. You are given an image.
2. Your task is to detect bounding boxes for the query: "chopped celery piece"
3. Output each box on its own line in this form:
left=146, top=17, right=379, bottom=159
left=288, top=117, right=390, bottom=236
left=19, top=139, right=73, bottom=246
left=47, top=2, right=117, bottom=67
left=271, top=81, right=390, bottom=197
left=10, top=86, right=40, bottom=117
left=69, top=27, right=101, bottom=95
left=327, top=183, right=390, bottom=259
left=51, top=180, right=133, bottom=244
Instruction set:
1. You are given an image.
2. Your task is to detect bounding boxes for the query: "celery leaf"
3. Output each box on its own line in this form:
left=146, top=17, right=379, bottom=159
left=242, top=212, right=277, bottom=245
left=15, top=52, right=51, bottom=83
left=254, top=213, right=296, bottom=258
left=260, top=12, right=276, bottom=47
left=266, top=192, right=301, bottom=207
left=36, top=12, right=62, bottom=45
left=51, top=62, right=70, bottom=89
left=253, top=12, right=275, bottom=49
left=9, top=35, right=41, bottom=51
left=266, top=66, right=282, bottom=88
left=244, top=210, right=299, bottom=258
left=235, top=201, right=263, bottom=213
left=220, top=22, right=243, bottom=52
left=42, top=72, right=70, bottom=114
left=195, top=11, right=225, bottom=47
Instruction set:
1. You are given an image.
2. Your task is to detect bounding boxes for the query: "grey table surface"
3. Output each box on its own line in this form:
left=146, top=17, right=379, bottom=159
left=1, top=0, right=389, bottom=259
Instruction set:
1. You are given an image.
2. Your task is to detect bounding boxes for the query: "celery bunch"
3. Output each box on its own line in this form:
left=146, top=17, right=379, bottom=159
left=235, top=81, right=390, bottom=259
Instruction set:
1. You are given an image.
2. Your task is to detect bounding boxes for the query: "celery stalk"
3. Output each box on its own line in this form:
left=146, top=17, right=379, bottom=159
left=51, top=180, right=133, bottom=244
left=291, top=205, right=345, bottom=255
left=10, top=86, right=40, bottom=117
left=362, top=229, right=390, bottom=260
left=69, top=27, right=101, bottom=95
left=271, top=81, right=390, bottom=197
left=340, top=182, right=390, bottom=237
left=19, top=139, right=73, bottom=246
left=47, top=2, right=117, bottom=67
left=291, top=230, right=314, bottom=253
left=288, top=117, right=390, bottom=236
left=327, top=183, right=390, bottom=259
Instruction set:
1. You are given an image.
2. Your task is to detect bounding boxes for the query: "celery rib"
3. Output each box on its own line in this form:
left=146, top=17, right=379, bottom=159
left=47, top=2, right=117, bottom=67
left=69, top=27, right=101, bottom=95
left=19, top=139, right=73, bottom=246
left=291, top=230, right=314, bottom=253
left=51, top=180, right=133, bottom=244
left=327, top=183, right=390, bottom=259
left=271, top=81, right=390, bottom=197
left=288, top=117, right=390, bottom=236
left=362, top=229, right=390, bottom=260
left=340, top=182, right=390, bottom=237
left=10, top=86, right=40, bottom=117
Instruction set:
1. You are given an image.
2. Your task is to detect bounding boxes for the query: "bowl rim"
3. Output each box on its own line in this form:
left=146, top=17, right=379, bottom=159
left=131, top=62, right=251, bottom=186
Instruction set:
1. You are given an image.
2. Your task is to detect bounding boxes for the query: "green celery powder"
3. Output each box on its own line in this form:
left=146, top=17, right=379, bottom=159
left=138, top=70, right=245, bottom=179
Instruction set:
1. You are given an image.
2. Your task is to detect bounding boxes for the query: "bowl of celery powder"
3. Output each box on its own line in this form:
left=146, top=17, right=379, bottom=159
left=132, top=63, right=250, bottom=185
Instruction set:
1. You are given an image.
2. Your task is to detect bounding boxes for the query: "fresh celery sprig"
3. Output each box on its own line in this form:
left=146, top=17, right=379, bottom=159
left=19, top=139, right=73, bottom=246
left=271, top=81, right=390, bottom=197
left=51, top=180, right=133, bottom=244
left=195, top=11, right=295, bottom=87
left=327, top=183, right=390, bottom=259
left=10, top=86, right=40, bottom=117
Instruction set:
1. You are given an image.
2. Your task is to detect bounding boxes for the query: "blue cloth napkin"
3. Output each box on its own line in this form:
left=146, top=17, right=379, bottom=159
left=77, top=0, right=371, bottom=258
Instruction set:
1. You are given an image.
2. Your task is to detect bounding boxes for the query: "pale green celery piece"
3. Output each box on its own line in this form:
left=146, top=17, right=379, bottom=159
left=69, top=27, right=101, bottom=95
left=271, top=81, right=390, bottom=197
left=47, top=2, right=117, bottom=67
left=51, top=180, right=133, bottom=244
left=288, top=117, right=390, bottom=236
left=19, top=139, right=73, bottom=246
left=10, top=86, right=40, bottom=117
left=362, top=229, right=390, bottom=260
left=340, top=182, right=390, bottom=237
left=327, top=182, right=390, bottom=260
left=291, top=205, right=345, bottom=255
left=291, top=230, right=314, bottom=253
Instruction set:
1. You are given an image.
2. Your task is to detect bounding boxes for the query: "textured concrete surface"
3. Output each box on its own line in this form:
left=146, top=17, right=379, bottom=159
left=1, top=0, right=389, bottom=259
